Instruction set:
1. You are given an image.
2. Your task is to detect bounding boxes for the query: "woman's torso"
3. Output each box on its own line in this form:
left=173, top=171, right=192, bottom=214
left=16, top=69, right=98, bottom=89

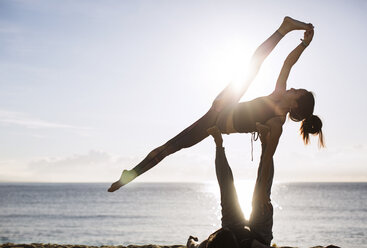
left=216, top=95, right=283, bottom=134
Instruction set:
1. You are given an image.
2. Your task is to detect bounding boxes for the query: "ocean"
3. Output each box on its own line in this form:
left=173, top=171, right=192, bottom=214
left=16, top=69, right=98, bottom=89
left=0, top=182, right=366, bottom=248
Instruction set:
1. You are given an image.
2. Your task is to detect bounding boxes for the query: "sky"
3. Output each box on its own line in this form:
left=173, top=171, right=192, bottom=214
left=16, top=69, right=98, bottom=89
left=0, top=0, right=366, bottom=183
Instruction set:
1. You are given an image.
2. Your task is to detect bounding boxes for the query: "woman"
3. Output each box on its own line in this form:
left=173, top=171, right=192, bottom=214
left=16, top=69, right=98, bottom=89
left=108, top=17, right=323, bottom=192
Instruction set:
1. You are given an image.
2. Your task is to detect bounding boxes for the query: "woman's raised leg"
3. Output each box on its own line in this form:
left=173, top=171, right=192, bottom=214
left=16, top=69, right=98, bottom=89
left=213, top=17, right=313, bottom=134
left=249, top=17, right=313, bottom=78
left=230, top=17, right=314, bottom=104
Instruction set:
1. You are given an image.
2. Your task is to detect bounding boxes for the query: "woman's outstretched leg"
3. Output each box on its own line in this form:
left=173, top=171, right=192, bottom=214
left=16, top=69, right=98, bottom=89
left=108, top=109, right=218, bottom=192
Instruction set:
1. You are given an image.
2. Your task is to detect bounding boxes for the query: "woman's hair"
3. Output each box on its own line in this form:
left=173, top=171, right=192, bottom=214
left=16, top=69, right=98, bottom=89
left=289, top=90, right=325, bottom=147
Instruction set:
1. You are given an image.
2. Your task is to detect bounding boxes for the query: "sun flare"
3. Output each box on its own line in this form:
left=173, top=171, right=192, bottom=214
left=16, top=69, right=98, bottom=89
left=206, top=180, right=255, bottom=221
left=206, top=40, right=276, bottom=103
left=234, top=180, right=255, bottom=220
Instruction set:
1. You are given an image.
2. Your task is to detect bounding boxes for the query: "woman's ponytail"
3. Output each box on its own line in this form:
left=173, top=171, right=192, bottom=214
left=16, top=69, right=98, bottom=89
left=300, top=114, right=324, bottom=147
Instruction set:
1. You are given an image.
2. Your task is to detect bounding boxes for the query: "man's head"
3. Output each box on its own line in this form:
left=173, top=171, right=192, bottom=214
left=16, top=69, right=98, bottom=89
left=206, top=228, right=239, bottom=248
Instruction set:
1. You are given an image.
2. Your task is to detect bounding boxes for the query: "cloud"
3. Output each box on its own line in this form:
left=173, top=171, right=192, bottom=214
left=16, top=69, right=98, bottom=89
left=2, top=143, right=367, bottom=183
left=0, top=159, right=32, bottom=182
left=1, top=149, right=216, bottom=183
left=26, top=150, right=135, bottom=182
left=0, top=109, right=91, bottom=130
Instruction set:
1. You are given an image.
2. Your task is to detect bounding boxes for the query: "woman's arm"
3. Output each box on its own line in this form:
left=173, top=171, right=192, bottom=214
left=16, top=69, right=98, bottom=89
left=273, top=29, right=314, bottom=95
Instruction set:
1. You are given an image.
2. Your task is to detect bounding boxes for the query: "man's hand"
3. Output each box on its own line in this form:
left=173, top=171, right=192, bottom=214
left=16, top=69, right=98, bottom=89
left=256, top=122, right=270, bottom=144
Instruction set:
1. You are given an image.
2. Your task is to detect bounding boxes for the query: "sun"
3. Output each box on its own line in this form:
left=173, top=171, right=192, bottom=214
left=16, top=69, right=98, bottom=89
left=205, top=40, right=276, bottom=103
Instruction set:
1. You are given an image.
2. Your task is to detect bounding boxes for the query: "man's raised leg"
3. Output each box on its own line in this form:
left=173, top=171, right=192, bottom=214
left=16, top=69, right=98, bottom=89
left=207, top=127, right=246, bottom=228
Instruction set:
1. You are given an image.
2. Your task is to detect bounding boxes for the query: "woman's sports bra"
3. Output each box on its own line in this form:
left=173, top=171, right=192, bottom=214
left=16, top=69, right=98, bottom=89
left=232, top=96, right=277, bottom=133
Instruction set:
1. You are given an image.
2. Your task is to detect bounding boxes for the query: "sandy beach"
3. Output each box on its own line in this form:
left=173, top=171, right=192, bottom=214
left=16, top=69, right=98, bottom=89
left=0, top=245, right=186, bottom=248
left=0, top=243, right=341, bottom=248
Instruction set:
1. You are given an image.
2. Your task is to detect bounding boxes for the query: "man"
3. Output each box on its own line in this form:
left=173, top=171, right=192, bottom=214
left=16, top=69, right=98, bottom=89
left=187, top=124, right=276, bottom=248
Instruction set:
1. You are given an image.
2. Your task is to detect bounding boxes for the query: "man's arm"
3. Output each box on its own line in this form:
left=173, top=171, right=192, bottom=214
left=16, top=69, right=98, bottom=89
left=261, top=118, right=283, bottom=167
left=255, top=117, right=283, bottom=207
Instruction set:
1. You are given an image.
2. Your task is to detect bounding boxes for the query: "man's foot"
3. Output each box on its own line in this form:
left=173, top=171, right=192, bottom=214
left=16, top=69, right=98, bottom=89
left=107, top=169, right=137, bottom=192
left=186, top=236, right=199, bottom=248
left=207, top=126, right=223, bottom=147
left=278, top=16, right=314, bottom=36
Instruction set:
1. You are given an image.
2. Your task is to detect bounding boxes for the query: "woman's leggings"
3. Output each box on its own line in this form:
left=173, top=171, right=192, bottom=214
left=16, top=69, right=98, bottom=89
left=133, top=108, right=218, bottom=176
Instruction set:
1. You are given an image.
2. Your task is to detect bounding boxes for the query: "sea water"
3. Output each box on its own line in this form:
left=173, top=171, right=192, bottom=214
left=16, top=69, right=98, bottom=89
left=0, top=182, right=366, bottom=248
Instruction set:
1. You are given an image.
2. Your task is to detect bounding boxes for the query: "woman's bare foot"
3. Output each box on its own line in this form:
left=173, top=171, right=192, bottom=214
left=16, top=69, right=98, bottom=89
left=207, top=126, right=223, bottom=147
left=107, top=169, right=137, bottom=192
left=278, top=16, right=314, bottom=36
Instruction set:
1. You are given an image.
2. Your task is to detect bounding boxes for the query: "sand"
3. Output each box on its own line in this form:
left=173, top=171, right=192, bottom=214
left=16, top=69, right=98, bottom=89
left=0, top=243, right=341, bottom=248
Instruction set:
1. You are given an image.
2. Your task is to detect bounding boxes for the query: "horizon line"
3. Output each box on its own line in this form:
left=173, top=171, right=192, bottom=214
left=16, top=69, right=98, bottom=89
left=0, top=180, right=366, bottom=184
